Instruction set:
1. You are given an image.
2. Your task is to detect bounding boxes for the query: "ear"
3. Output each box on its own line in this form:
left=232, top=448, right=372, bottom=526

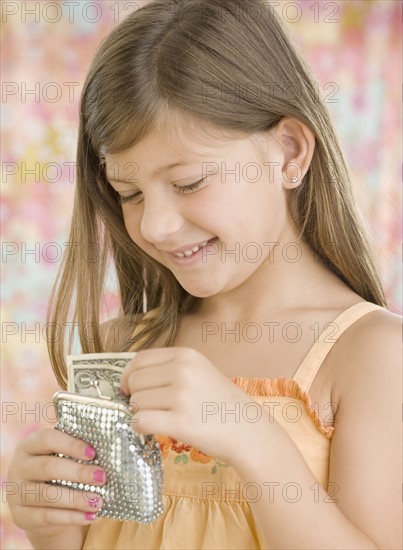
left=273, top=117, right=316, bottom=189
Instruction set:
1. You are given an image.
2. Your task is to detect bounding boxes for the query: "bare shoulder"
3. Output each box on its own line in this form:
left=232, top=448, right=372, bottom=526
left=327, top=307, right=402, bottom=549
left=330, top=307, right=402, bottom=400
left=100, top=314, right=144, bottom=352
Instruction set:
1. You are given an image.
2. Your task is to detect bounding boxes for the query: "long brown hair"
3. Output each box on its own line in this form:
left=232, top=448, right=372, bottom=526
left=47, top=0, right=387, bottom=389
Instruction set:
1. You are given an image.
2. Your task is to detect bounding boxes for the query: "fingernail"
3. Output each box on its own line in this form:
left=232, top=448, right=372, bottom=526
left=85, top=445, right=96, bottom=459
left=93, top=469, right=105, bottom=483
left=85, top=512, right=97, bottom=521
left=88, top=496, right=102, bottom=509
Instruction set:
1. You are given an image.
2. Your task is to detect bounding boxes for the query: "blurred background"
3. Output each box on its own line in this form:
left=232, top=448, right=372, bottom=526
left=1, top=1, right=401, bottom=547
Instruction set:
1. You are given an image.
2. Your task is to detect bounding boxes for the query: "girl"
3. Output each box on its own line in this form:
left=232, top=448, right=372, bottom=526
left=7, top=0, right=401, bottom=549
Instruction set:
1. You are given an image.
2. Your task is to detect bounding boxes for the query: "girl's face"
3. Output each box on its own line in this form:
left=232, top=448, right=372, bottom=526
left=106, top=124, right=292, bottom=298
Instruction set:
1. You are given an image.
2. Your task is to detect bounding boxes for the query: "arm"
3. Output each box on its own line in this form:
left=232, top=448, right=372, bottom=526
left=25, top=318, right=131, bottom=550
left=230, top=310, right=402, bottom=550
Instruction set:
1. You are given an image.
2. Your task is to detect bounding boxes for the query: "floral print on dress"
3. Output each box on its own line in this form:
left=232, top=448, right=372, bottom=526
left=156, top=435, right=230, bottom=474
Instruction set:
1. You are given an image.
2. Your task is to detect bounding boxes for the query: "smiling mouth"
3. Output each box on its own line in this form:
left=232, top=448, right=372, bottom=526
left=172, top=242, right=209, bottom=258
left=171, top=238, right=218, bottom=258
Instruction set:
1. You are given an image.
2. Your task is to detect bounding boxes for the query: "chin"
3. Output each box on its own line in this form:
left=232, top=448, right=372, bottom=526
left=188, top=290, right=217, bottom=299
left=182, top=288, right=216, bottom=299
left=179, top=281, right=222, bottom=299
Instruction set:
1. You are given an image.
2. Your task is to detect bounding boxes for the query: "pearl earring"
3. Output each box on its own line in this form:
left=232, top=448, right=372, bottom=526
left=292, top=177, right=298, bottom=183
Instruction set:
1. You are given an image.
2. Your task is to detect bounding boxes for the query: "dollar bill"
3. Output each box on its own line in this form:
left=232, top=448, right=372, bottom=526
left=66, top=352, right=137, bottom=401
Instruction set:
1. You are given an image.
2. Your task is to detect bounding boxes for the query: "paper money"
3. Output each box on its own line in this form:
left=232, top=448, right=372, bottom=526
left=67, top=352, right=137, bottom=401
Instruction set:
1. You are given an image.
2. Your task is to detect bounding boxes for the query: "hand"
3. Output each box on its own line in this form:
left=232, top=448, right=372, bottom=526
left=7, top=428, right=106, bottom=534
left=120, top=347, right=267, bottom=463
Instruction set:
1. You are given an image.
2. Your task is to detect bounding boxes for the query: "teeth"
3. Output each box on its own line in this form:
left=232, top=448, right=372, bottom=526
left=173, top=241, right=209, bottom=258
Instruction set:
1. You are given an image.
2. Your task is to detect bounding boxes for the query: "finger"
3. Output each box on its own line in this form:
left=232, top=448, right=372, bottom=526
left=134, top=409, right=178, bottom=436
left=8, top=481, right=104, bottom=513
left=126, top=363, right=173, bottom=393
left=21, top=428, right=98, bottom=462
left=24, top=454, right=107, bottom=487
left=130, top=387, right=175, bottom=412
left=121, top=349, right=176, bottom=391
left=11, top=503, right=101, bottom=529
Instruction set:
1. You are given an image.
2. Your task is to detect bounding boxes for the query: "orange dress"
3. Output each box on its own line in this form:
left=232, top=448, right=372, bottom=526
left=82, top=301, right=384, bottom=549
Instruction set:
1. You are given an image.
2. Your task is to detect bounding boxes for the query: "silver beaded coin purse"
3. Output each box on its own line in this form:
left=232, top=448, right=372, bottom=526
left=49, top=380, right=164, bottom=523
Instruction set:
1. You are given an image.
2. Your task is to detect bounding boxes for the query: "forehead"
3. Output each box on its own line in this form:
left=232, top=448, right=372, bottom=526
left=108, top=117, right=244, bottom=156
left=104, top=116, right=255, bottom=175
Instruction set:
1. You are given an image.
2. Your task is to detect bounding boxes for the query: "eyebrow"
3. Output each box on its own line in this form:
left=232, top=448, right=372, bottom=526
left=106, top=158, right=209, bottom=184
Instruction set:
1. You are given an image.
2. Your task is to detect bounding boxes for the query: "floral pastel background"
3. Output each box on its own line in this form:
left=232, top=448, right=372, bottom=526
left=1, top=1, right=401, bottom=547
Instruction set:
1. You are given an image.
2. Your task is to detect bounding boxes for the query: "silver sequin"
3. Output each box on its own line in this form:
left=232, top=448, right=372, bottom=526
left=47, top=393, right=164, bottom=523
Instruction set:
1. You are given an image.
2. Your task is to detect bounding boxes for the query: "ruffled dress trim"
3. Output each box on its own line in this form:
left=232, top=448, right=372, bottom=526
left=230, top=376, right=335, bottom=439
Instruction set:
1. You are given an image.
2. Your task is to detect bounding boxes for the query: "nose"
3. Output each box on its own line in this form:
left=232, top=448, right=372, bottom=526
left=140, top=193, right=184, bottom=245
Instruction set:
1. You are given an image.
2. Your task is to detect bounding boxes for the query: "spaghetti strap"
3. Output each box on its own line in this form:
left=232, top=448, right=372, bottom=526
left=293, top=301, right=385, bottom=393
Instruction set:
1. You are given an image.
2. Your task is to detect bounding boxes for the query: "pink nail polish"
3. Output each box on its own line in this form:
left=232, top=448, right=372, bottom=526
left=88, top=496, right=101, bottom=508
left=85, top=445, right=96, bottom=459
left=92, top=469, right=105, bottom=483
left=85, top=512, right=97, bottom=521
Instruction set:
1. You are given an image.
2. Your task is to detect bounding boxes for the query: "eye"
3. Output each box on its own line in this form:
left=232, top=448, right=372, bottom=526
left=174, top=176, right=208, bottom=194
left=117, top=191, right=142, bottom=205
left=116, top=177, right=208, bottom=206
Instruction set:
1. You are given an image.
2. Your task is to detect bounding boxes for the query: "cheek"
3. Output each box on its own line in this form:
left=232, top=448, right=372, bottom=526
left=121, top=208, right=143, bottom=243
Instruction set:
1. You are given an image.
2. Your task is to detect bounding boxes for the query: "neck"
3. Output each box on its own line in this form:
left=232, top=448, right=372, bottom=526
left=190, top=227, right=352, bottom=323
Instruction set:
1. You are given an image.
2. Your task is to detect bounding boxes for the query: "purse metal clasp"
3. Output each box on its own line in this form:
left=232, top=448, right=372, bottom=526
left=88, top=378, right=145, bottom=445
left=89, top=379, right=112, bottom=400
